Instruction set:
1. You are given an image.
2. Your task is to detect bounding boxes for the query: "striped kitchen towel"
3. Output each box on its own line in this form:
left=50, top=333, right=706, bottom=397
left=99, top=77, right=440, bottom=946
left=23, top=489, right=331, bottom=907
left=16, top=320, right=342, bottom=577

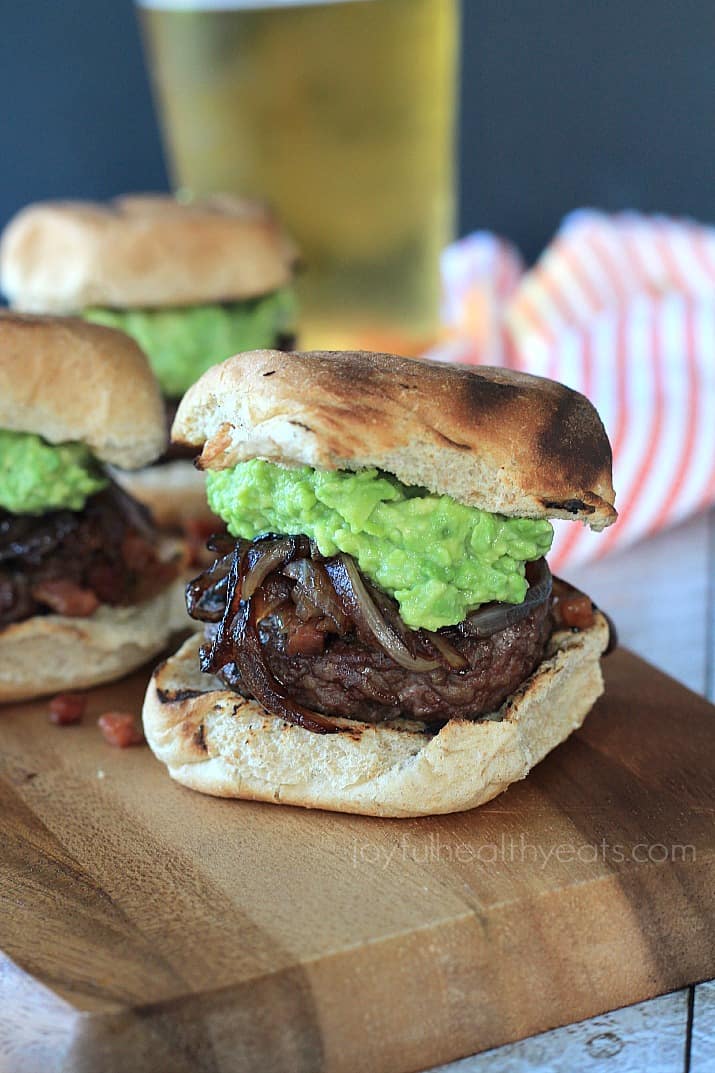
left=429, top=210, right=715, bottom=571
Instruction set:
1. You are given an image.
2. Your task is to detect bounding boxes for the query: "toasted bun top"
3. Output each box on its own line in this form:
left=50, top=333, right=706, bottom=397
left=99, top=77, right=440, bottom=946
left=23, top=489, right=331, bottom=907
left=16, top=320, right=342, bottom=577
left=0, top=313, right=166, bottom=468
left=173, top=350, right=616, bottom=528
left=0, top=194, right=299, bottom=312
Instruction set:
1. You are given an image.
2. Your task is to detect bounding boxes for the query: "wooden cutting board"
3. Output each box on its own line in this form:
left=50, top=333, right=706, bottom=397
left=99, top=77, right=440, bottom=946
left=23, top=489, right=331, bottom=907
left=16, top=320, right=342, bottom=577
left=0, top=647, right=713, bottom=1073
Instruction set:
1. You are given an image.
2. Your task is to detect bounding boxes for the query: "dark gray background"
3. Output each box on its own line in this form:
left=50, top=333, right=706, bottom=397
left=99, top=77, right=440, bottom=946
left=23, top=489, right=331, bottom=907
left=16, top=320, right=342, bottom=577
left=2, top=1, right=713, bottom=260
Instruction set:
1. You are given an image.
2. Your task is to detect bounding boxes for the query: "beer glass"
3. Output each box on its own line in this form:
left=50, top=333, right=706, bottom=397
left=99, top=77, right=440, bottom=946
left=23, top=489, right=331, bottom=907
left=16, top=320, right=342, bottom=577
left=137, top=0, right=459, bottom=351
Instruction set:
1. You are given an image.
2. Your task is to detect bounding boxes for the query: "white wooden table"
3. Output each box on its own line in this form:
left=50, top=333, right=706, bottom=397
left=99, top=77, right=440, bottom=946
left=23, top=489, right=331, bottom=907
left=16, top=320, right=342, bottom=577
left=427, top=507, right=715, bottom=1073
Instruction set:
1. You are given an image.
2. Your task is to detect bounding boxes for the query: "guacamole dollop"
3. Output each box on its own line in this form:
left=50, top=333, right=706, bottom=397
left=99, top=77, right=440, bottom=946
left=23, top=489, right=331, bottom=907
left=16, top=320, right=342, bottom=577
left=0, top=430, right=108, bottom=515
left=84, top=288, right=297, bottom=398
left=206, top=460, right=553, bottom=631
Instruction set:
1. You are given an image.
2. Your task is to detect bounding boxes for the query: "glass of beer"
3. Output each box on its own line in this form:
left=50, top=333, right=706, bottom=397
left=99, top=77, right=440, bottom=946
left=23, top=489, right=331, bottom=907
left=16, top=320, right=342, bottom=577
left=137, top=0, right=459, bottom=352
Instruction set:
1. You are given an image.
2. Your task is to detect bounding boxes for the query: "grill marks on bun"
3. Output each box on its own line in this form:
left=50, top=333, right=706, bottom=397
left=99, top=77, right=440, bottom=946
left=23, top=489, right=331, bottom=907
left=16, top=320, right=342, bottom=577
left=142, top=616, right=610, bottom=817
left=173, top=349, right=617, bottom=529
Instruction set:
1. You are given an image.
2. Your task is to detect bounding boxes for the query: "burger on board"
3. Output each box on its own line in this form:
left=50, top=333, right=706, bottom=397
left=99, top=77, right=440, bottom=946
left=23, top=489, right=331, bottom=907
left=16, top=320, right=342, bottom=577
left=144, top=349, right=616, bottom=818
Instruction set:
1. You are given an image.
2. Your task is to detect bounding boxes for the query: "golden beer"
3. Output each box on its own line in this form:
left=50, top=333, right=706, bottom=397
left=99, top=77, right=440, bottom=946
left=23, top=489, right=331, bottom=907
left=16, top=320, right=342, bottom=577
left=138, top=0, right=459, bottom=350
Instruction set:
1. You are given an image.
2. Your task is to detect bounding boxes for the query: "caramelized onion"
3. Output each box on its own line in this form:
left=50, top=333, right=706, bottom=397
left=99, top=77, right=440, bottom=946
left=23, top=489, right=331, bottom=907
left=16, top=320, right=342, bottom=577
left=424, top=630, right=469, bottom=670
left=207, top=532, right=241, bottom=557
left=231, top=595, right=338, bottom=734
left=204, top=550, right=245, bottom=666
left=253, top=575, right=293, bottom=623
left=460, top=558, right=552, bottom=639
left=105, top=481, right=156, bottom=543
left=185, top=550, right=235, bottom=622
left=202, top=545, right=338, bottom=734
left=324, top=555, right=440, bottom=672
left=242, top=537, right=297, bottom=599
left=283, top=558, right=351, bottom=633
left=190, top=539, right=555, bottom=732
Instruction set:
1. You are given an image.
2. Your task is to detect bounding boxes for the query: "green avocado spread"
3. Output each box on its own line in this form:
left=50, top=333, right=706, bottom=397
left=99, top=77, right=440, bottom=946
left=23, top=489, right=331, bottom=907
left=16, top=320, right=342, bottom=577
left=0, top=430, right=108, bottom=515
left=206, top=460, right=554, bottom=631
left=83, top=288, right=297, bottom=398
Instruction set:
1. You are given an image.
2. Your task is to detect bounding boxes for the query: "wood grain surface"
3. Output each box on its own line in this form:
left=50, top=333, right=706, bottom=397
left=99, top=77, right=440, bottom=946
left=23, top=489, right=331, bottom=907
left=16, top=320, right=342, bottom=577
left=0, top=643, right=713, bottom=1073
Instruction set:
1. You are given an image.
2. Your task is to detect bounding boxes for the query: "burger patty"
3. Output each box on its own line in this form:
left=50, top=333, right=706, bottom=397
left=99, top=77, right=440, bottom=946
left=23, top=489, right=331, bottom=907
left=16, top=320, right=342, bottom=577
left=248, top=604, right=551, bottom=723
left=0, top=484, right=176, bottom=629
left=194, top=539, right=553, bottom=725
left=214, top=605, right=547, bottom=721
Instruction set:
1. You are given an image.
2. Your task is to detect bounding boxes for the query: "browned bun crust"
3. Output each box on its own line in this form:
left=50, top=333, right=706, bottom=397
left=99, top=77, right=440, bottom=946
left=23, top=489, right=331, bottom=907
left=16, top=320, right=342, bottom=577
left=0, top=194, right=298, bottom=312
left=0, top=312, right=166, bottom=468
left=173, top=349, right=617, bottom=529
left=142, top=614, right=609, bottom=817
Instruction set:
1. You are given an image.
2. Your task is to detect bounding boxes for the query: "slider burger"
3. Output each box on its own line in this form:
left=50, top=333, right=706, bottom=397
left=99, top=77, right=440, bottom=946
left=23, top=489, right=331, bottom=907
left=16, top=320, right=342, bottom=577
left=144, top=350, right=616, bottom=817
left=0, top=313, right=183, bottom=701
left=0, top=194, right=298, bottom=528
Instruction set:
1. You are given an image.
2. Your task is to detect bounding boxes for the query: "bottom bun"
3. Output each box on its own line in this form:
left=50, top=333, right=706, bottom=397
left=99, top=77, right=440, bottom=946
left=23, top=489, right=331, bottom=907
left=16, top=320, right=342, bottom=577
left=0, top=579, right=188, bottom=703
left=113, top=460, right=217, bottom=530
left=143, top=613, right=610, bottom=817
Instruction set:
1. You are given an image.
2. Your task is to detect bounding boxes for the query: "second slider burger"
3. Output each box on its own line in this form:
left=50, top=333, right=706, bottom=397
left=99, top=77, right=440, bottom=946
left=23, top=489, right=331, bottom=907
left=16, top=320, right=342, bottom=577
left=0, top=314, right=183, bottom=701
left=0, top=194, right=298, bottom=527
left=144, top=350, right=616, bottom=817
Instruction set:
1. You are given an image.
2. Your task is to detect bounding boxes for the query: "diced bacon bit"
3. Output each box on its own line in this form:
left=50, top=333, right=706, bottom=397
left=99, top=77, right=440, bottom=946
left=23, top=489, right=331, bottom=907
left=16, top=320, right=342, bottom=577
left=49, top=693, right=87, bottom=725
left=98, top=712, right=145, bottom=748
left=557, top=593, right=595, bottom=630
left=286, top=623, right=326, bottom=657
left=32, top=579, right=100, bottom=617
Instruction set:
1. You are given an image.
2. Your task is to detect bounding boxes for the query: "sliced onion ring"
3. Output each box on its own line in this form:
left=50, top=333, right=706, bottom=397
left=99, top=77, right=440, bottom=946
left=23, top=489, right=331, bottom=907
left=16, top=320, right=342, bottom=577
left=242, top=536, right=297, bottom=599
left=461, top=557, right=552, bottom=639
left=203, top=543, right=338, bottom=734
left=324, top=555, right=440, bottom=672
left=185, top=549, right=236, bottom=622
left=283, top=558, right=351, bottom=632
left=423, top=630, right=469, bottom=670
